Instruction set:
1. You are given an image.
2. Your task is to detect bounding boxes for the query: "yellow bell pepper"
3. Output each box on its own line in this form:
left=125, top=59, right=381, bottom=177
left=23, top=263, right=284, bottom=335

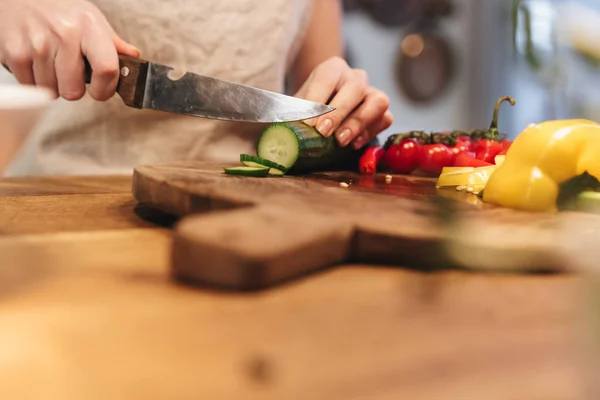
left=482, top=119, right=600, bottom=212
left=437, top=165, right=498, bottom=195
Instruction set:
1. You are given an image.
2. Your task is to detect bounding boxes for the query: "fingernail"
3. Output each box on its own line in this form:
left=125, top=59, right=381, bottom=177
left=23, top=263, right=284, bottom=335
left=353, top=135, right=366, bottom=149
left=336, top=128, right=352, bottom=146
left=316, top=118, right=333, bottom=136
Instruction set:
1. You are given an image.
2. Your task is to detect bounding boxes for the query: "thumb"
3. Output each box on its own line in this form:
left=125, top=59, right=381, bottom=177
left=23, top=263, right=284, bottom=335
left=111, top=31, right=141, bottom=58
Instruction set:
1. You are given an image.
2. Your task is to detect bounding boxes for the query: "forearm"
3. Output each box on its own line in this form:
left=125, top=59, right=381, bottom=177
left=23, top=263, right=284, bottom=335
left=287, top=0, right=344, bottom=94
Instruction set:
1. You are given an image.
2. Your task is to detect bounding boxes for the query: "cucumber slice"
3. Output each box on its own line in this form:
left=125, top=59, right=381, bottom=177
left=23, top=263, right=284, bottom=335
left=239, top=154, right=288, bottom=175
left=265, top=168, right=285, bottom=176
left=223, top=166, right=270, bottom=177
left=256, top=124, right=301, bottom=168
left=256, top=121, right=358, bottom=174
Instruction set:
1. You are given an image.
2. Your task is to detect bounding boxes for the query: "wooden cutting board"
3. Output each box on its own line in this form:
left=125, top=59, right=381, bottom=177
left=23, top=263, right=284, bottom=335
left=131, top=161, right=587, bottom=290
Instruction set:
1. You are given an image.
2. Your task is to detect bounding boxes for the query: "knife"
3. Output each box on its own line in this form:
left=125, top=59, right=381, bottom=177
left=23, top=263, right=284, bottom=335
left=2, top=54, right=335, bottom=123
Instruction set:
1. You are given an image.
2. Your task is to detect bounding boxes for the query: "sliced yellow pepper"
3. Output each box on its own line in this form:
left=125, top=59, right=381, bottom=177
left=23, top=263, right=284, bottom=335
left=437, top=165, right=498, bottom=195
left=482, top=119, right=600, bottom=212
left=440, top=166, right=474, bottom=175
left=437, top=168, right=474, bottom=187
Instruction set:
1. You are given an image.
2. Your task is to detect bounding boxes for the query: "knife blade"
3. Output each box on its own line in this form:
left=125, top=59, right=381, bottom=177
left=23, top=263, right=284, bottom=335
left=85, top=55, right=335, bottom=123
left=2, top=55, right=335, bottom=123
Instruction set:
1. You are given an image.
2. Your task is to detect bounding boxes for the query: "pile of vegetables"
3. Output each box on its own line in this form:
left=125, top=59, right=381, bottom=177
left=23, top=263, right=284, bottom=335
left=482, top=118, right=600, bottom=213
left=357, top=96, right=516, bottom=176
left=223, top=95, right=516, bottom=183
left=221, top=92, right=600, bottom=216
left=437, top=117, right=600, bottom=214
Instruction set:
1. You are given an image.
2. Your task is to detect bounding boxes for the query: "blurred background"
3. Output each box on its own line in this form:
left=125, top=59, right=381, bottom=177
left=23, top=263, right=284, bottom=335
left=342, top=0, right=600, bottom=140
left=2, top=0, right=599, bottom=144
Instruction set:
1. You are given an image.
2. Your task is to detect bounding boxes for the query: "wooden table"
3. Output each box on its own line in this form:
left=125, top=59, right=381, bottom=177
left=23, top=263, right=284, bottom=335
left=0, top=175, right=590, bottom=399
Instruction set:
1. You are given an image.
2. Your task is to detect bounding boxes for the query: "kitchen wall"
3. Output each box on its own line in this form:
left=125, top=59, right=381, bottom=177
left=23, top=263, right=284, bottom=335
left=343, top=0, right=600, bottom=142
left=342, top=0, right=480, bottom=142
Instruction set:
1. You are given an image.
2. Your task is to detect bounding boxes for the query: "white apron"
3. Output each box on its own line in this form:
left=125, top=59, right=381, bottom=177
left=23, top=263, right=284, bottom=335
left=6, top=0, right=313, bottom=176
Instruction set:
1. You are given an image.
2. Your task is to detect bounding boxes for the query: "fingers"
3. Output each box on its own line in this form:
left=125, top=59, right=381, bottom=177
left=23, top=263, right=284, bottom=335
left=333, top=87, right=391, bottom=147
left=296, top=58, right=347, bottom=127
left=109, top=27, right=141, bottom=58
left=54, top=37, right=86, bottom=101
left=2, top=36, right=35, bottom=85
left=7, top=59, right=35, bottom=86
left=296, top=56, right=393, bottom=148
left=298, top=56, right=347, bottom=104
left=1, top=3, right=138, bottom=102
left=4, top=55, right=35, bottom=85
left=81, top=15, right=141, bottom=101
left=30, top=27, right=59, bottom=97
left=313, top=68, right=369, bottom=138
left=81, top=17, right=120, bottom=101
left=351, top=110, right=394, bottom=150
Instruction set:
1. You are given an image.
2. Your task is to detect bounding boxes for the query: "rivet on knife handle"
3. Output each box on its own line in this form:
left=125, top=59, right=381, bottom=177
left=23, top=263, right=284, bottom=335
left=84, top=55, right=148, bottom=108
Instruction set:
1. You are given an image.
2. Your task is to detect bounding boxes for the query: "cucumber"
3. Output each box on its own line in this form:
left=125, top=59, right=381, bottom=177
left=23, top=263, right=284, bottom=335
left=223, top=166, right=270, bottom=177
left=239, top=154, right=287, bottom=176
left=256, top=121, right=360, bottom=174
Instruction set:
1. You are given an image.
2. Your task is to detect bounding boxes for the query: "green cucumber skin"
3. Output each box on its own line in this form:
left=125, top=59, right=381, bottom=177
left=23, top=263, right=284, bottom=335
left=239, top=154, right=288, bottom=173
left=258, top=121, right=375, bottom=174
left=223, top=166, right=270, bottom=177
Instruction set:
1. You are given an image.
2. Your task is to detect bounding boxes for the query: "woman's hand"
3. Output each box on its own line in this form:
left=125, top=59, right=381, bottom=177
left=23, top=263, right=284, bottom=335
left=294, top=57, right=393, bottom=149
left=0, top=0, right=140, bottom=101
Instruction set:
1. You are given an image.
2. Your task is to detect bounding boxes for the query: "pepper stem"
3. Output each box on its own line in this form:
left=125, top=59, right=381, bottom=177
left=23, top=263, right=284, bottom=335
left=481, top=96, right=516, bottom=141
left=490, top=96, right=516, bottom=131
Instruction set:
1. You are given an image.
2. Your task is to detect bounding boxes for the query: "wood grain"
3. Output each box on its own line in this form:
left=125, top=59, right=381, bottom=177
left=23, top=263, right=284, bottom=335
left=0, top=193, right=176, bottom=235
left=172, top=207, right=354, bottom=289
left=132, top=161, right=587, bottom=290
left=0, top=175, right=132, bottom=196
left=0, top=237, right=586, bottom=400
left=0, top=175, right=590, bottom=399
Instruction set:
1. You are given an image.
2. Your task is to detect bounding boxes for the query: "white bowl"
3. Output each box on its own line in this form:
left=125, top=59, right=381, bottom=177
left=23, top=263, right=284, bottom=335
left=0, top=84, right=53, bottom=174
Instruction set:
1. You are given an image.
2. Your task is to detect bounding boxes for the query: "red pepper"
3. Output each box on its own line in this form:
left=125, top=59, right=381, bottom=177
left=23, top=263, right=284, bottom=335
left=384, top=137, right=422, bottom=174
left=474, top=96, right=516, bottom=164
left=359, top=145, right=384, bottom=174
left=498, top=140, right=512, bottom=156
left=456, top=136, right=475, bottom=151
left=475, top=141, right=503, bottom=163
left=419, top=143, right=453, bottom=175
left=454, top=151, right=493, bottom=167
left=448, top=142, right=471, bottom=165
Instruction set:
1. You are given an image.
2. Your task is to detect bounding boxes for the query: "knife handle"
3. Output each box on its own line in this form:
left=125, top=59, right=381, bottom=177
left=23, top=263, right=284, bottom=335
left=0, top=55, right=147, bottom=108
left=84, top=55, right=148, bottom=108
